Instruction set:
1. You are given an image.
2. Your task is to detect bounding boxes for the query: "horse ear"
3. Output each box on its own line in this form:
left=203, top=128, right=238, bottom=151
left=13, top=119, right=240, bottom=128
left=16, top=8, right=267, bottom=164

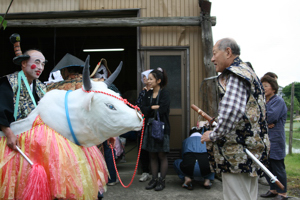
left=104, top=61, right=122, bottom=87
left=82, top=92, right=94, bottom=111
left=83, top=55, right=92, bottom=91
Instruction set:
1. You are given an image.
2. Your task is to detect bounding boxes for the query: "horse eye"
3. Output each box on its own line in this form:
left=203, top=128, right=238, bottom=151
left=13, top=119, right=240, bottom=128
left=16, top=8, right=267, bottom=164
left=105, top=103, right=116, bottom=110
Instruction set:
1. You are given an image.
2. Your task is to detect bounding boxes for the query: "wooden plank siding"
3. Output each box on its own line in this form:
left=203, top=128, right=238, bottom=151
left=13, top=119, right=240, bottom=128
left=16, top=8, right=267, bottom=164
left=0, top=0, right=206, bottom=127
left=0, top=0, right=81, bottom=12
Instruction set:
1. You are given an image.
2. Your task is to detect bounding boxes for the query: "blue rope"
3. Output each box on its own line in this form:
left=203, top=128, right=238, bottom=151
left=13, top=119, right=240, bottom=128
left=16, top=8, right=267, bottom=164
left=65, top=90, right=80, bottom=145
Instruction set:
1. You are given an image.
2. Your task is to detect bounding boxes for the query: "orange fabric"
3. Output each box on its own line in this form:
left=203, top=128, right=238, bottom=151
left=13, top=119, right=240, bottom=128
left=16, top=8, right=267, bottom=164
left=0, top=115, right=108, bottom=200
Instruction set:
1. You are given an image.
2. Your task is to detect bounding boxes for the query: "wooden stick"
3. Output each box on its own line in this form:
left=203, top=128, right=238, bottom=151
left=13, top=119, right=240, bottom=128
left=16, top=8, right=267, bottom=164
left=0, top=0, right=14, bottom=30
left=191, top=104, right=217, bottom=126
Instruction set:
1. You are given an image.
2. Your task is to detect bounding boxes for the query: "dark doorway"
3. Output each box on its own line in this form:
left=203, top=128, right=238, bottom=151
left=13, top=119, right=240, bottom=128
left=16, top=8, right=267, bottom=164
left=0, top=26, right=137, bottom=100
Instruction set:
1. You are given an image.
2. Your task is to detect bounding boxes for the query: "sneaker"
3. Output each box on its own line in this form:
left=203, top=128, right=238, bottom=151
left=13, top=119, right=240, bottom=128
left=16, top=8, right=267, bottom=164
left=139, top=173, right=150, bottom=182
left=107, top=178, right=119, bottom=186
left=120, top=156, right=126, bottom=163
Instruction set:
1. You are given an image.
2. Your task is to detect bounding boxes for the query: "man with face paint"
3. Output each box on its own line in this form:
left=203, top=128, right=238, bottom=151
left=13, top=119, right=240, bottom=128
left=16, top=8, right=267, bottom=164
left=0, top=49, right=47, bottom=151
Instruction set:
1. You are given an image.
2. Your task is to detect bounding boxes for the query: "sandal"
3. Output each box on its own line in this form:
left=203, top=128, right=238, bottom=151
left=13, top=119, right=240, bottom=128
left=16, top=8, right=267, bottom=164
left=182, top=183, right=193, bottom=190
left=203, top=182, right=212, bottom=189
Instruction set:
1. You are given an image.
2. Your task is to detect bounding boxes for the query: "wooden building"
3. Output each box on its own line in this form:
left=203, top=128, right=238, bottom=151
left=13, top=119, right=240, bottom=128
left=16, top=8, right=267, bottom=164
left=0, top=0, right=218, bottom=158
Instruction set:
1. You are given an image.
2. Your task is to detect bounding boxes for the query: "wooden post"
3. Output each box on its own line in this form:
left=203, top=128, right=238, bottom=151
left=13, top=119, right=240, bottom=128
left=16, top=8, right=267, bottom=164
left=199, top=0, right=218, bottom=118
left=289, top=82, right=294, bottom=155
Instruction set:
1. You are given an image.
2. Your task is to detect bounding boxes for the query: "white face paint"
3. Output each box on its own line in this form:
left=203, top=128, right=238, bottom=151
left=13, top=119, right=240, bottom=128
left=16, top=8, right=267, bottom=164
left=22, top=50, right=46, bottom=82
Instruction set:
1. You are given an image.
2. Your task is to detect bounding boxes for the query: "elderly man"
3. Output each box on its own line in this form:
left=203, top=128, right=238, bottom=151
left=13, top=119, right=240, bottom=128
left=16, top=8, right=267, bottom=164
left=201, top=38, right=270, bottom=200
left=0, top=49, right=47, bottom=151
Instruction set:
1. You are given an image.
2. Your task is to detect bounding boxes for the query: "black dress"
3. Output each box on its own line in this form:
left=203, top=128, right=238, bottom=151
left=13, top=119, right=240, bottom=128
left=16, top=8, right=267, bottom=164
left=140, top=88, right=170, bottom=152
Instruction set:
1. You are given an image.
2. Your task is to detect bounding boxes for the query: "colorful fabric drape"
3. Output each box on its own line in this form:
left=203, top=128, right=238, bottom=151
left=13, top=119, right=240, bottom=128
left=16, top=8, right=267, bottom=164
left=0, top=115, right=108, bottom=200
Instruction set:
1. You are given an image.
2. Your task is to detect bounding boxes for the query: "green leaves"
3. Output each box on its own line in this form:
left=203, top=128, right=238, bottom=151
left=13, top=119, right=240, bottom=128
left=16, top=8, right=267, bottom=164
left=283, top=82, right=300, bottom=102
left=0, top=16, right=7, bottom=30
left=284, top=96, right=300, bottom=111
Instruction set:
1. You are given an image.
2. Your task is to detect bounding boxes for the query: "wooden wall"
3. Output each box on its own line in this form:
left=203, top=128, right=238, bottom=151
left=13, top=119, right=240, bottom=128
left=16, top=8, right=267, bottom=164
left=1, top=0, right=205, bottom=127
left=0, top=0, right=80, bottom=12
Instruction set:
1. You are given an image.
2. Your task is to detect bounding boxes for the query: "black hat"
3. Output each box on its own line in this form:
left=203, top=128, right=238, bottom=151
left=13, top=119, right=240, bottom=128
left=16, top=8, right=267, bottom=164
left=13, top=55, right=30, bottom=66
left=51, top=53, right=85, bottom=72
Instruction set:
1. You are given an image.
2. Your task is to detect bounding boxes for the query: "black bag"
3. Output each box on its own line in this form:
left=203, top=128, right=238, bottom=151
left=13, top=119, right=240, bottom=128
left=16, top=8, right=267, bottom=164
left=147, top=90, right=164, bottom=142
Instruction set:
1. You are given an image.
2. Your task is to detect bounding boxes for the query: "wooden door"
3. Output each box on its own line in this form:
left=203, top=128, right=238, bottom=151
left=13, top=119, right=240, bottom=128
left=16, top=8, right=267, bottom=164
left=144, top=50, right=188, bottom=149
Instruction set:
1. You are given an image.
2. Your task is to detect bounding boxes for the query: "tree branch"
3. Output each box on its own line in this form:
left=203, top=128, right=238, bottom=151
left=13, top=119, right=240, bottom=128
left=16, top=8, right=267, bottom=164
left=0, top=0, right=14, bottom=30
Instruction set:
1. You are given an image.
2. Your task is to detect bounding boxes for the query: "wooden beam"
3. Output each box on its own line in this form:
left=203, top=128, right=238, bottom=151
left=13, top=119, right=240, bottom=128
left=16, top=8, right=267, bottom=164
left=6, top=16, right=216, bottom=27
left=3, top=9, right=139, bottom=19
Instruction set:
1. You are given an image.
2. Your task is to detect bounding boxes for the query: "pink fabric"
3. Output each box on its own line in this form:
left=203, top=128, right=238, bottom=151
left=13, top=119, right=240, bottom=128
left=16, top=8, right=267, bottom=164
left=114, top=137, right=124, bottom=157
left=0, top=115, right=108, bottom=200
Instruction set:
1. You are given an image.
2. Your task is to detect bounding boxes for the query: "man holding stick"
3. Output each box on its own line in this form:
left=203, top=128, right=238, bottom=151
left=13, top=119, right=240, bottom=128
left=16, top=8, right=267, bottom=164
left=201, top=38, right=270, bottom=200
left=0, top=34, right=47, bottom=151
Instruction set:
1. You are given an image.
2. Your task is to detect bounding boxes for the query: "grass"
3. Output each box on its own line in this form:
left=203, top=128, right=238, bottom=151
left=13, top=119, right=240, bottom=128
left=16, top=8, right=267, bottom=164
left=285, top=121, right=300, bottom=151
left=284, top=119, right=300, bottom=197
left=285, top=154, right=300, bottom=197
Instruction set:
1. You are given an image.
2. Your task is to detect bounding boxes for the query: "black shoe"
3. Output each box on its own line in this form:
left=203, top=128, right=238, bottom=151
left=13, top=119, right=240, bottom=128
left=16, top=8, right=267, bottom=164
left=145, top=178, right=157, bottom=190
left=155, top=177, right=165, bottom=191
left=98, top=191, right=103, bottom=200
left=260, top=191, right=278, bottom=198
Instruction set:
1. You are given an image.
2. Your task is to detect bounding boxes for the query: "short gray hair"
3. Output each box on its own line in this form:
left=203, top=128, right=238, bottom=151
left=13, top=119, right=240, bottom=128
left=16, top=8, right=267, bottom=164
left=217, top=38, right=240, bottom=55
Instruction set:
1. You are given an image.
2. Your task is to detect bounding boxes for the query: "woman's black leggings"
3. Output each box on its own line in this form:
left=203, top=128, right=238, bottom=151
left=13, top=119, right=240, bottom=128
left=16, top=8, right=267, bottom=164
left=149, top=152, right=168, bottom=179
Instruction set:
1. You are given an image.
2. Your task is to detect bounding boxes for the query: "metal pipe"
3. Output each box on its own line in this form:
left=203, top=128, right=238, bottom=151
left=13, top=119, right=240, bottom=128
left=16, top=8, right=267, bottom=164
left=245, top=149, right=284, bottom=190
left=16, top=146, right=33, bottom=166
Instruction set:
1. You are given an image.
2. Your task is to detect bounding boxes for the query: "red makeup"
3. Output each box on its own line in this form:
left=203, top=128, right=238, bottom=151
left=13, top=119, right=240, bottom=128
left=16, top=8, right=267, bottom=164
left=31, top=64, right=36, bottom=69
